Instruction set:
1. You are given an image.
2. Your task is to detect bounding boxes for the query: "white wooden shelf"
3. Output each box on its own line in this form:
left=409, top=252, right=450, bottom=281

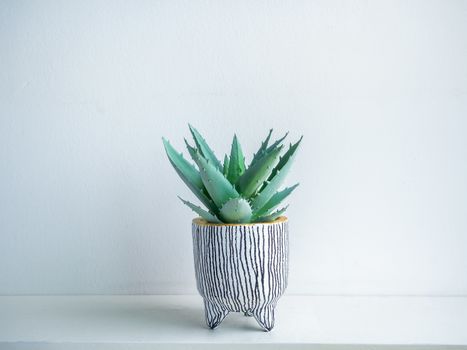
left=1, top=295, right=466, bottom=349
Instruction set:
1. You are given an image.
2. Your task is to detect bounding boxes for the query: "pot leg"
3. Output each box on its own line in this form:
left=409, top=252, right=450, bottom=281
left=253, top=303, right=276, bottom=332
left=203, top=299, right=229, bottom=329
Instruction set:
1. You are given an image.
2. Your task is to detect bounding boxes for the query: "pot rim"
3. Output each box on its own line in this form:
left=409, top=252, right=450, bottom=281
left=192, top=216, right=288, bottom=227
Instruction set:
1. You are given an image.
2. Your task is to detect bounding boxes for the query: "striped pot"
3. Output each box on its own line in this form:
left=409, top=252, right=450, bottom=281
left=192, top=216, right=289, bottom=331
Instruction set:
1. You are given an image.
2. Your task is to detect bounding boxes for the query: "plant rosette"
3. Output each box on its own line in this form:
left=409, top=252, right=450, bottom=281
left=163, top=125, right=301, bottom=331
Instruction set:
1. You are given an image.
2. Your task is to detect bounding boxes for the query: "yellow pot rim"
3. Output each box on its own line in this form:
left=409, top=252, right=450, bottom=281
left=192, top=216, right=288, bottom=227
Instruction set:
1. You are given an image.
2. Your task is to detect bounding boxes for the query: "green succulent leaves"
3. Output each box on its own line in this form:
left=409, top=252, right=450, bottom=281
left=188, top=124, right=222, bottom=171
left=193, top=150, right=239, bottom=209
left=251, top=137, right=303, bottom=213
left=227, top=135, right=245, bottom=183
left=178, top=196, right=222, bottom=223
left=162, top=125, right=302, bottom=224
left=236, top=144, right=282, bottom=198
left=162, top=138, right=217, bottom=214
left=219, top=198, right=252, bottom=223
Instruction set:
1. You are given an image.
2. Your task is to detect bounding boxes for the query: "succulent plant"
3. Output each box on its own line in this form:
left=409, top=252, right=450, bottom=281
left=162, top=125, right=302, bottom=224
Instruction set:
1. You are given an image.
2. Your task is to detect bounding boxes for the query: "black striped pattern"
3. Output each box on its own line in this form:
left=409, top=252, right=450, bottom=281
left=192, top=217, right=289, bottom=331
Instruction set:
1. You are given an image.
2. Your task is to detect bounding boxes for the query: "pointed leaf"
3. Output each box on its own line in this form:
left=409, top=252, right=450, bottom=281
left=162, top=138, right=217, bottom=213
left=227, top=134, right=246, bottom=183
left=184, top=138, right=198, bottom=163
left=268, top=135, right=302, bottom=181
left=249, top=128, right=272, bottom=167
left=253, top=136, right=303, bottom=198
left=250, top=138, right=300, bottom=213
left=254, top=206, right=288, bottom=223
left=250, top=131, right=289, bottom=168
left=179, top=197, right=221, bottom=223
left=236, top=145, right=282, bottom=198
left=253, top=183, right=299, bottom=218
left=163, top=138, right=202, bottom=187
left=223, top=154, right=230, bottom=176
left=188, top=124, right=222, bottom=171
left=266, top=131, right=289, bottom=153
left=193, top=150, right=240, bottom=208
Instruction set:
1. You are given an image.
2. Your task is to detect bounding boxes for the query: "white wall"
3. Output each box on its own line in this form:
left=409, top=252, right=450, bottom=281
left=1, top=0, right=466, bottom=295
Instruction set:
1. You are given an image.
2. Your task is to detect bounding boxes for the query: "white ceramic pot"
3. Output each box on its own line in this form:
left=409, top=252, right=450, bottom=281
left=192, top=216, right=289, bottom=331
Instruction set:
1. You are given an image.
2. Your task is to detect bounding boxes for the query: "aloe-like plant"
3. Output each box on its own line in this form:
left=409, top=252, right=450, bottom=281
left=162, top=125, right=302, bottom=224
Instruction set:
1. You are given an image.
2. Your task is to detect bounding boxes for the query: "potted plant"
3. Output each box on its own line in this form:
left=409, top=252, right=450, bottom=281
left=162, top=125, right=301, bottom=331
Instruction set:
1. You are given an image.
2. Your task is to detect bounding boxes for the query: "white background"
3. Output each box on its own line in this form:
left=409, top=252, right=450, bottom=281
left=1, top=0, right=466, bottom=296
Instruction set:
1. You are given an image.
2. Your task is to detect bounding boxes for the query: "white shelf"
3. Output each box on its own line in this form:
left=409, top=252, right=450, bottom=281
left=1, top=295, right=466, bottom=349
